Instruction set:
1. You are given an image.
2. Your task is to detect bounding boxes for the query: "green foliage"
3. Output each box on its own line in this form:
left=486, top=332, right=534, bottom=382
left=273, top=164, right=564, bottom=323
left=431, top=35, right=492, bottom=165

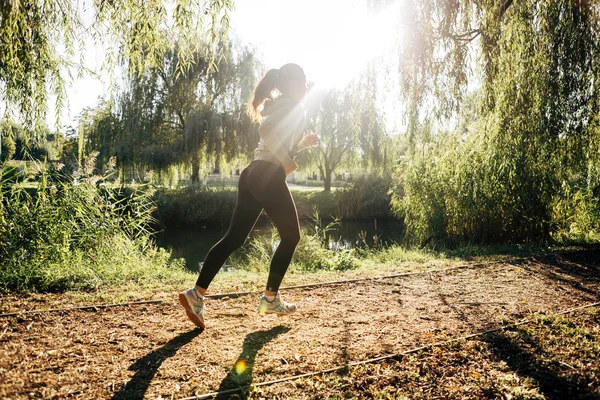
left=293, top=231, right=359, bottom=272
left=0, top=0, right=232, bottom=128
left=394, top=128, right=552, bottom=245
left=154, top=177, right=397, bottom=230
left=0, top=164, right=23, bottom=184
left=153, top=186, right=238, bottom=228
left=0, top=155, right=185, bottom=292
left=290, top=176, right=393, bottom=221
left=394, top=120, right=600, bottom=245
left=391, top=0, right=600, bottom=245
left=552, top=185, right=600, bottom=244
left=0, top=136, right=16, bottom=162
left=336, top=173, right=393, bottom=220
left=80, top=42, right=262, bottom=183
left=295, top=210, right=359, bottom=272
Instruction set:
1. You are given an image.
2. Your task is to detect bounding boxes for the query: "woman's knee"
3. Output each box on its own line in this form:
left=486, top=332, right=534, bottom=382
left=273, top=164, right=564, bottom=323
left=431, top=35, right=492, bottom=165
left=280, top=227, right=301, bottom=246
left=218, top=232, right=248, bottom=251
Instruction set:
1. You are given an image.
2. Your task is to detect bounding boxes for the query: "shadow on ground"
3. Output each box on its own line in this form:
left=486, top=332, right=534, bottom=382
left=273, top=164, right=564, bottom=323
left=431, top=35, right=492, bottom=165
left=484, top=328, right=598, bottom=399
left=112, top=328, right=203, bottom=399
left=524, top=248, right=600, bottom=300
left=214, top=325, right=291, bottom=399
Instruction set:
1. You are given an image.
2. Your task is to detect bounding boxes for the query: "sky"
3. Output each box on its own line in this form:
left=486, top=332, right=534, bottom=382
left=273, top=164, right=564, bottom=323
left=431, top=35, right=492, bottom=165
left=49, top=0, right=405, bottom=130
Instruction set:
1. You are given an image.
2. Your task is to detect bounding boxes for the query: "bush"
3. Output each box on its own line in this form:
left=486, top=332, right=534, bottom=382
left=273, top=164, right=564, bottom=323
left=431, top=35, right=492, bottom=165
left=334, top=173, right=393, bottom=219
left=294, top=229, right=360, bottom=272
left=0, top=157, right=187, bottom=292
left=153, top=173, right=396, bottom=230
left=551, top=185, right=600, bottom=244
left=153, top=186, right=239, bottom=228
left=392, top=129, right=558, bottom=246
left=0, top=135, right=16, bottom=162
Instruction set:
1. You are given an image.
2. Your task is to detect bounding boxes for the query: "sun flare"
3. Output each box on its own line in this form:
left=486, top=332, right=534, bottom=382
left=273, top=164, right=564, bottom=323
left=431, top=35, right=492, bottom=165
left=305, top=2, right=403, bottom=88
left=233, top=0, right=403, bottom=89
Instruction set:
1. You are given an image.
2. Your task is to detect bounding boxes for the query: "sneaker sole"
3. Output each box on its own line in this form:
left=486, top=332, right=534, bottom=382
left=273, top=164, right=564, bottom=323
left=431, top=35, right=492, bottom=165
left=259, top=312, right=291, bottom=316
left=178, top=293, right=206, bottom=330
left=260, top=309, right=297, bottom=316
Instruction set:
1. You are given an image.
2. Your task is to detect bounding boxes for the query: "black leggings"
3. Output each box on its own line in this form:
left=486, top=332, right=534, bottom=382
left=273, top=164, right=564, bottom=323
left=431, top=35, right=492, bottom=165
left=196, top=160, right=301, bottom=292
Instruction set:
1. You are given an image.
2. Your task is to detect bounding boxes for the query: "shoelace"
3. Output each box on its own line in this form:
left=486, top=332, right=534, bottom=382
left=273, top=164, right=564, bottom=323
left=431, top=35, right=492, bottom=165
left=191, top=290, right=204, bottom=314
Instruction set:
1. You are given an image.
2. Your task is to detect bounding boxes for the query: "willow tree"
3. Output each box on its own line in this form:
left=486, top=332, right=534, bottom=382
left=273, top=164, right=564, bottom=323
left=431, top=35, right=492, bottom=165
left=355, top=70, right=389, bottom=172
left=0, top=0, right=232, bottom=128
left=305, top=85, right=359, bottom=192
left=82, top=40, right=262, bottom=183
left=393, top=0, right=600, bottom=243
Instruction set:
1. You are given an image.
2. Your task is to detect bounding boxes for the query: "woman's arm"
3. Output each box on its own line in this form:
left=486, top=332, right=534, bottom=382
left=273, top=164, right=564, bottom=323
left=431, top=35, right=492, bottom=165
left=296, top=133, right=319, bottom=152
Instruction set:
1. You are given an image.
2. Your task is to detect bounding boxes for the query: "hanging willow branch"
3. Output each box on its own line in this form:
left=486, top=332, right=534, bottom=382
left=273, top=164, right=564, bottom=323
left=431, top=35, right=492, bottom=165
left=0, top=0, right=233, bottom=129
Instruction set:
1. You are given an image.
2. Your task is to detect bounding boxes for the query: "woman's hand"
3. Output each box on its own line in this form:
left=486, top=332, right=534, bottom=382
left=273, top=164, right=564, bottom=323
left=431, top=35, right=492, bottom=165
left=300, top=133, right=319, bottom=148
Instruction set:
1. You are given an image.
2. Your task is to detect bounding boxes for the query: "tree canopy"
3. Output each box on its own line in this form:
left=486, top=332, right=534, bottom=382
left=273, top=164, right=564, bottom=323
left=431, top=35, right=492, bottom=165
left=394, top=0, right=600, bottom=244
left=0, top=0, right=232, bottom=127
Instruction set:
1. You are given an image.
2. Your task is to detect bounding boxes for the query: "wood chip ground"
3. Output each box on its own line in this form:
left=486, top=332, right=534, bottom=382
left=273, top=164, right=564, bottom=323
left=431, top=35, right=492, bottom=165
left=1, top=250, right=599, bottom=399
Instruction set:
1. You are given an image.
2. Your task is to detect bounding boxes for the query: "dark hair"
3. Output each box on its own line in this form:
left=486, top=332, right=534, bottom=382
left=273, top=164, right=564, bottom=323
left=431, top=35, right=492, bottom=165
left=247, top=63, right=305, bottom=123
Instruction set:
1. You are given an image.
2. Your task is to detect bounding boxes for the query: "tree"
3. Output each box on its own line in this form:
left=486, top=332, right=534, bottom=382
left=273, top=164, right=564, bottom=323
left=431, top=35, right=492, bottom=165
left=306, top=87, right=359, bottom=192
left=392, top=0, right=600, bottom=243
left=0, top=0, right=232, bottom=129
left=355, top=70, right=389, bottom=172
left=303, top=73, right=392, bottom=191
left=81, top=40, right=262, bottom=183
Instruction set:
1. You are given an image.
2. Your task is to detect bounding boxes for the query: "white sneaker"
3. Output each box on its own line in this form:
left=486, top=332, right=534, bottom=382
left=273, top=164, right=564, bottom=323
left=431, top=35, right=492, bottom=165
left=257, top=293, right=297, bottom=315
left=179, top=288, right=205, bottom=329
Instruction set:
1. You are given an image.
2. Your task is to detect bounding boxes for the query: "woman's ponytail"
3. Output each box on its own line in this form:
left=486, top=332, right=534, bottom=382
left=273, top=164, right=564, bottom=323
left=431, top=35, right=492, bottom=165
left=247, top=68, right=280, bottom=123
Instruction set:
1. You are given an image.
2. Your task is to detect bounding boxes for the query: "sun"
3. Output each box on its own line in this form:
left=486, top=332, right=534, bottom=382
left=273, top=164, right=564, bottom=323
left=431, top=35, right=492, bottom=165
left=304, top=1, right=403, bottom=89
left=232, top=0, right=403, bottom=89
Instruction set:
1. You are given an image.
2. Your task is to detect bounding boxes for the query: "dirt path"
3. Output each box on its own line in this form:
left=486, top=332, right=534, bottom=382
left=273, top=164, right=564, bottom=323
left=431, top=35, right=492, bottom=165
left=1, top=250, right=599, bottom=399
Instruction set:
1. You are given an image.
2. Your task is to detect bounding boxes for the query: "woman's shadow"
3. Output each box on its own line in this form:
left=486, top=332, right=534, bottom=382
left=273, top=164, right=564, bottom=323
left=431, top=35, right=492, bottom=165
left=112, top=325, right=290, bottom=400
left=112, top=328, right=202, bottom=399
left=214, top=325, right=291, bottom=399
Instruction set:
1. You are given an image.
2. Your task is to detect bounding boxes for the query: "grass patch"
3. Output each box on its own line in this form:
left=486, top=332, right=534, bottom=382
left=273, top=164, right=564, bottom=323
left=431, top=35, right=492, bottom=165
left=0, top=155, right=191, bottom=293
left=3, top=240, right=596, bottom=313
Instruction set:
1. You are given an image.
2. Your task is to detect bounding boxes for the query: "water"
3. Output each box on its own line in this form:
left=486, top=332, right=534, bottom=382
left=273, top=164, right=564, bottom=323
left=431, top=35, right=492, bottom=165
left=153, top=219, right=404, bottom=272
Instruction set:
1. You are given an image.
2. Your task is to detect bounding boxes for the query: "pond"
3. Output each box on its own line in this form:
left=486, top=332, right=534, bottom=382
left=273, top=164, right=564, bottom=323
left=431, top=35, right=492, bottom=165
left=153, top=219, right=404, bottom=272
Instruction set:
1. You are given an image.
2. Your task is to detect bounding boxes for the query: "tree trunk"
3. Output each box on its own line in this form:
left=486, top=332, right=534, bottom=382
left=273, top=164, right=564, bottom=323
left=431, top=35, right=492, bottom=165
left=324, top=168, right=332, bottom=192
left=191, top=152, right=200, bottom=183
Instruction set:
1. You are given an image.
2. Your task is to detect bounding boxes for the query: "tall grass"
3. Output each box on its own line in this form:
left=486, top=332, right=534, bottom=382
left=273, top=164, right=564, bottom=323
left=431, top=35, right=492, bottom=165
left=0, top=155, right=188, bottom=292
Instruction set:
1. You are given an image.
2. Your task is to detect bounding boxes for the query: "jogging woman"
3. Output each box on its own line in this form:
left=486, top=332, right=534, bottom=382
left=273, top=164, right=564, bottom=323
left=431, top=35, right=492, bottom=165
left=179, top=63, right=318, bottom=329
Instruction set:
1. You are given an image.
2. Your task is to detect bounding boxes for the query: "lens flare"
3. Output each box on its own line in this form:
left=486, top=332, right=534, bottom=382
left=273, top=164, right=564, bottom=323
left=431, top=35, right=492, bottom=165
left=235, top=359, right=247, bottom=375
left=259, top=302, right=268, bottom=314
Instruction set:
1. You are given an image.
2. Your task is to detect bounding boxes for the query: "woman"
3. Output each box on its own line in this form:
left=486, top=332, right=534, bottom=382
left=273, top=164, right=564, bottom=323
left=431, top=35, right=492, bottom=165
left=179, top=63, right=319, bottom=329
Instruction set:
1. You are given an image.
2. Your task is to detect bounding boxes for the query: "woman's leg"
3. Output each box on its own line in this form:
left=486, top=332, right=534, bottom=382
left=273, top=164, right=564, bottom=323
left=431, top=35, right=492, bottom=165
left=195, top=171, right=263, bottom=291
left=251, top=170, right=301, bottom=293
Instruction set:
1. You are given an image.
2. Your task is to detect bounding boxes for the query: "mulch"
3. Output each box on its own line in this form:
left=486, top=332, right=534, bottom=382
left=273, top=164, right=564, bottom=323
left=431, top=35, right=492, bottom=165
left=1, top=250, right=599, bottom=399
